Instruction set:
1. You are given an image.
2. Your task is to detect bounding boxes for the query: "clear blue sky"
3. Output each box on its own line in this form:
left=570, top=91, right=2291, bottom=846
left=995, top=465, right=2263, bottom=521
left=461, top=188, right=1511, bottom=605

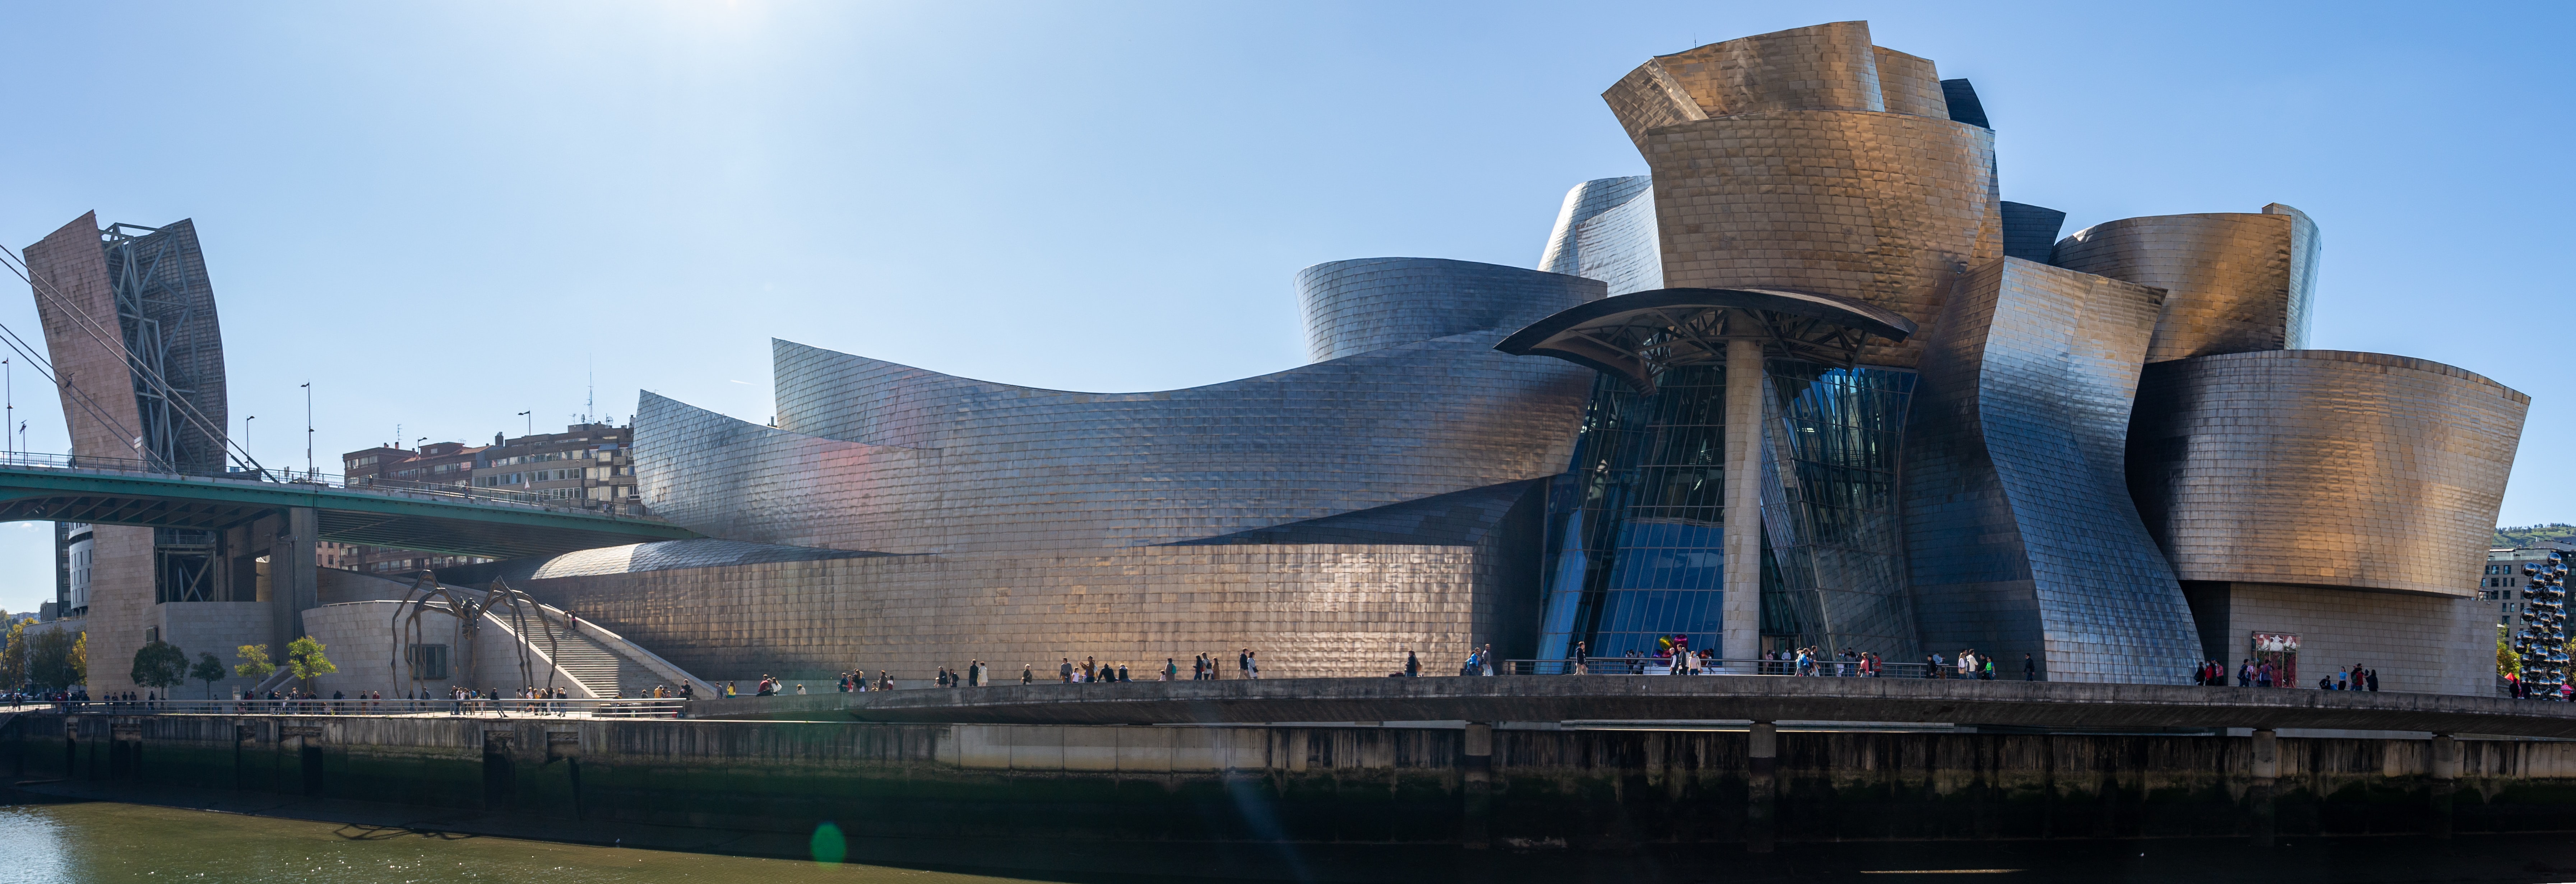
left=3, top=2, right=2568, bottom=613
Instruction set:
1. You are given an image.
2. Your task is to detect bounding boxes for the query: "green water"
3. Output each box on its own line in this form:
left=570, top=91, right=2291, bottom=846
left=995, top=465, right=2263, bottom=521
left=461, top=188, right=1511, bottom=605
left=0, top=801, right=1036, bottom=884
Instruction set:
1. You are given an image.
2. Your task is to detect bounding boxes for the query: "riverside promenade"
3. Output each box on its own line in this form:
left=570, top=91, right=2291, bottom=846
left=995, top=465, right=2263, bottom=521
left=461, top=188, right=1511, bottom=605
left=684, top=675, right=2576, bottom=738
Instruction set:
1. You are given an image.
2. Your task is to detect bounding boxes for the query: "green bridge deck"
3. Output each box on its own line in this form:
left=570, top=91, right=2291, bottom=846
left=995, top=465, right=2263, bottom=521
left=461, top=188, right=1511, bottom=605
left=0, top=462, right=697, bottom=559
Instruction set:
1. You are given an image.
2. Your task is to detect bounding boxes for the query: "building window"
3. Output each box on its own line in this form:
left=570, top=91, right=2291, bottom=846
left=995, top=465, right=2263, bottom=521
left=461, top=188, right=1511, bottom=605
left=406, top=644, right=450, bottom=680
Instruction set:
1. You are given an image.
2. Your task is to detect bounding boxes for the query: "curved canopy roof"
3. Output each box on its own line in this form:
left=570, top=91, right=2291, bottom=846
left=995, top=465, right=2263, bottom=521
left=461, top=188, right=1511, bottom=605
left=1494, top=287, right=1917, bottom=393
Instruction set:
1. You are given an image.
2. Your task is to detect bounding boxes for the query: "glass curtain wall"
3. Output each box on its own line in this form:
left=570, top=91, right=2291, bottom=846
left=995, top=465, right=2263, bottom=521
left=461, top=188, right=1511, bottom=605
left=1536, top=364, right=1729, bottom=663
left=1756, top=360, right=1919, bottom=660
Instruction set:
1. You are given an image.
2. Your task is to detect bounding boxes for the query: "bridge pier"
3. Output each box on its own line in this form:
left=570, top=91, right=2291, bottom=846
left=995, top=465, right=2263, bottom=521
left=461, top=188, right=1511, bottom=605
left=2429, top=733, right=2459, bottom=838
left=1747, top=721, right=1776, bottom=853
left=2248, top=728, right=2277, bottom=847
left=270, top=507, right=319, bottom=653
left=1460, top=722, right=1492, bottom=848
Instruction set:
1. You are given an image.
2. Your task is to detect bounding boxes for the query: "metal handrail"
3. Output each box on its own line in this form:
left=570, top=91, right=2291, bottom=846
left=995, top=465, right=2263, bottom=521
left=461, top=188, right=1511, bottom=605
left=17, top=696, right=690, bottom=718
left=1502, top=658, right=1965, bottom=679
left=0, top=450, right=654, bottom=520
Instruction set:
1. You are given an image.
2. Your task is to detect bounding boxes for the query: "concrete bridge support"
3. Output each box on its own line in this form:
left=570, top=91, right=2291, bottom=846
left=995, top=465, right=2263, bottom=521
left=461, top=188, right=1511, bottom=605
left=1461, top=722, right=1492, bottom=848
left=2431, top=733, right=2460, bottom=838
left=2250, top=728, right=2278, bottom=847
left=1747, top=721, right=1777, bottom=853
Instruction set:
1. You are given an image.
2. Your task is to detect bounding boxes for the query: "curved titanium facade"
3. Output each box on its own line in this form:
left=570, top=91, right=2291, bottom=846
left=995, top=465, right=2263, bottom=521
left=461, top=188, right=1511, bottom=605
left=1294, top=258, right=1601, bottom=364
left=2049, top=204, right=2321, bottom=362
left=646, top=329, right=1591, bottom=554
left=1636, top=111, right=1997, bottom=369
left=1602, top=22, right=1998, bottom=370
left=1538, top=177, right=1662, bottom=296
left=2127, top=350, right=2527, bottom=596
left=588, top=260, right=1598, bottom=680
left=1903, top=257, right=2200, bottom=682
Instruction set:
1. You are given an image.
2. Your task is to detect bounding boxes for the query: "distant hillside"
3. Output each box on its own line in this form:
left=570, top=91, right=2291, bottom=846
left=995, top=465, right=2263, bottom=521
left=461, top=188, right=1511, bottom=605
left=2497, top=524, right=2576, bottom=548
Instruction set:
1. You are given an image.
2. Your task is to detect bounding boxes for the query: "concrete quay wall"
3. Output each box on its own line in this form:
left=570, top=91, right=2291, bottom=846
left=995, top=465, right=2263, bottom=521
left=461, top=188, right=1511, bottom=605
left=17, top=713, right=2576, bottom=845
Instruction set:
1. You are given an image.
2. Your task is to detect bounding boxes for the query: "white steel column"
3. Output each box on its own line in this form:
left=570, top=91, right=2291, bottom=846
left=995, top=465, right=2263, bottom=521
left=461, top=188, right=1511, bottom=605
left=1721, top=338, right=1766, bottom=670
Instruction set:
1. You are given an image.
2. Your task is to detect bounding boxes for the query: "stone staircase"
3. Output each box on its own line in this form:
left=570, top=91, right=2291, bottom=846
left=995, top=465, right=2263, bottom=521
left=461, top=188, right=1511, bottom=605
left=527, top=624, right=666, bottom=699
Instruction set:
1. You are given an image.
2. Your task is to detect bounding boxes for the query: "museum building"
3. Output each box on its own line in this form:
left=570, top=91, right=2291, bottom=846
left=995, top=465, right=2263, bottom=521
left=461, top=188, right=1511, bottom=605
left=445, top=22, right=2525, bottom=691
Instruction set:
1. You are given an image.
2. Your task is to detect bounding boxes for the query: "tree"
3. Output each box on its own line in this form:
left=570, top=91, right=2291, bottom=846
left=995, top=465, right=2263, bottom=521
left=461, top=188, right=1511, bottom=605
left=69, top=631, right=86, bottom=688
left=234, top=644, right=277, bottom=688
left=285, top=636, right=336, bottom=695
left=0, top=618, right=28, bottom=689
left=130, top=641, right=189, bottom=696
left=26, top=629, right=82, bottom=691
left=2500, top=623, right=2524, bottom=677
left=190, top=653, right=227, bottom=699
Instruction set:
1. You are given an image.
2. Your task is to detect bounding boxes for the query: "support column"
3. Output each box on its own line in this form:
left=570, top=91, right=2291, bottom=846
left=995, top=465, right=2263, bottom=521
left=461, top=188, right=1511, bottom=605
left=2429, top=733, right=2458, bottom=838
left=1746, top=721, right=1777, bottom=853
left=272, top=507, right=319, bottom=655
left=1720, top=340, right=1765, bottom=670
left=1461, top=722, right=1493, bottom=849
left=2249, top=728, right=2278, bottom=847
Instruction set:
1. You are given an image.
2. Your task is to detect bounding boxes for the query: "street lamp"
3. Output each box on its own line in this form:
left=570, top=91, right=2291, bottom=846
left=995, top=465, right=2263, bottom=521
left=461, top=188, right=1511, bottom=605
left=516, top=411, right=532, bottom=439
left=244, top=416, right=255, bottom=452
left=302, top=382, right=312, bottom=477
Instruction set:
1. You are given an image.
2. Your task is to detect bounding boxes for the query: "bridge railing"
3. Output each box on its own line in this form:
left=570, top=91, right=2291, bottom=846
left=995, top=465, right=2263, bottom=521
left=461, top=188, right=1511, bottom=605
left=18, top=697, right=690, bottom=718
left=0, top=450, right=653, bottom=519
left=1503, top=658, right=1950, bottom=679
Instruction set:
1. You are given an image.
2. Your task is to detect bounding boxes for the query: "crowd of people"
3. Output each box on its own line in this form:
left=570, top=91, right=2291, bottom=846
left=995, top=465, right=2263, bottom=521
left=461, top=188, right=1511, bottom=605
left=2189, top=658, right=2383, bottom=692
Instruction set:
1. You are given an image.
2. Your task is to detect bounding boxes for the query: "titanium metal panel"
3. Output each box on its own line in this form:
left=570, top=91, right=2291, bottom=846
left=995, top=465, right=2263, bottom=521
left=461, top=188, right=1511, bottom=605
left=1623, top=110, right=2000, bottom=368
left=1650, top=22, right=1885, bottom=117
left=1872, top=46, right=1947, bottom=118
left=2127, top=350, right=2526, bottom=597
left=1294, top=258, right=1602, bottom=363
left=1999, top=202, right=2066, bottom=263
left=647, top=322, right=1592, bottom=555
left=1538, top=177, right=1662, bottom=295
left=1939, top=79, right=1989, bottom=128
left=2049, top=205, right=2320, bottom=362
left=1903, top=257, right=2199, bottom=683
left=1539, top=177, right=1651, bottom=275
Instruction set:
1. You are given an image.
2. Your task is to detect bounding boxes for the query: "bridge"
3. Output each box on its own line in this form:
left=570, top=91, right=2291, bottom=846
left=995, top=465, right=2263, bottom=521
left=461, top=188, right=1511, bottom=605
left=0, top=454, right=697, bottom=559
left=690, top=676, right=2576, bottom=739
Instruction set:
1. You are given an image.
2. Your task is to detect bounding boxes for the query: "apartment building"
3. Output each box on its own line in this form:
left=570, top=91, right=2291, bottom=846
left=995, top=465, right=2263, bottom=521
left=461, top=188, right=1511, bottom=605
left=334, top=422, right=641, bottom=575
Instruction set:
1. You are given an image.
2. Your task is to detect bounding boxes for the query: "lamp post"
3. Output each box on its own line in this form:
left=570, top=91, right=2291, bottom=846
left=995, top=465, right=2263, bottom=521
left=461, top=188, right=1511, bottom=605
left=517, top=411, right=532, bottom=439
left=302, top=382, right=312, bottom=477
left=3, top=356, right=11, bottom=458
left=244, top=415, right=254, bottom=451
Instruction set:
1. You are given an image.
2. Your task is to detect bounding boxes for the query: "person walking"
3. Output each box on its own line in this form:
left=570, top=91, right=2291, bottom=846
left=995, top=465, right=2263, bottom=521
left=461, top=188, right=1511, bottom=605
left=1164, top=658, right=1178, bottom=681
left=1404, top=648, right=1420, bottom=677
left=2367, top=668, right=2380, bottom=692
left=2023, top=653, right=2036, bottom=681
left=1247, top=650, right=1260, bottom=679
left=2238, top=659, right=2253, bottom=687
left=1238, top=648, right=1252, bottom=680
left=1060, top=657, right=1074, bottom=684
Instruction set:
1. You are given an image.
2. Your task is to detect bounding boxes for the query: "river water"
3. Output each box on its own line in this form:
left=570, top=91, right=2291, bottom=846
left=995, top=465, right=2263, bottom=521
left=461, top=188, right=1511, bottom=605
left=0, top=800, right=1046, bottom=884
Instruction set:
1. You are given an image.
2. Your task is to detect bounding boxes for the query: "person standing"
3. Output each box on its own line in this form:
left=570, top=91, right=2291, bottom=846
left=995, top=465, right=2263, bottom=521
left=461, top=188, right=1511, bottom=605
left=2367, top=668, right=2380, bottom=692
left=2023, top=653, right=2037, bottom=681
left=1404, top=648, right=1420, bottom=677
left=1247, top=650, right=1260, bottom=679
left=1021, top=665, right=1033, bottom=685
left=1060, top=657, right=1074, bottom=684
